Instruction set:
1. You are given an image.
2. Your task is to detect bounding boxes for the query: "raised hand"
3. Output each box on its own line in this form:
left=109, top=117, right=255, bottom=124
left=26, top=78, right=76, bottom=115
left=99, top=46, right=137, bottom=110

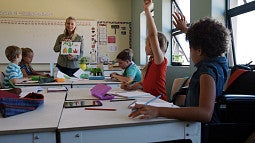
left=172, top=12, right=187, bottom=33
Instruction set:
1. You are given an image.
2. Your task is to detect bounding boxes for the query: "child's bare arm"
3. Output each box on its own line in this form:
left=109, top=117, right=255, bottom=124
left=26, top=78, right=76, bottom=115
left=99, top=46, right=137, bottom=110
left=11, top=77, right=31, bottom=84
left=21, top=69, right=29, bottom=78
left=144, top=0, right=164, bottom=65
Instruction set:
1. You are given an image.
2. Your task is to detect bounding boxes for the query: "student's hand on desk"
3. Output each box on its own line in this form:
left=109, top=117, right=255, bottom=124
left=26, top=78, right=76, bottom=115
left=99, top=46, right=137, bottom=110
left=20, top=77, right=31, bottom=83
left=128, top=104, right=159, bottom=119
left=110, top=72, right=118, bottom=78
left=120, top=83, right=133, bottom=90
left=24, top=77, right=31, bottom=82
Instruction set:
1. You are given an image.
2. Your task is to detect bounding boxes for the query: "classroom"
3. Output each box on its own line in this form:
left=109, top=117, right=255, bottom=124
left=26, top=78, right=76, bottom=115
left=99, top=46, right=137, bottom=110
left=0, top=0, right=226, bottom=95
left=1, top=0, right=255, bottom=143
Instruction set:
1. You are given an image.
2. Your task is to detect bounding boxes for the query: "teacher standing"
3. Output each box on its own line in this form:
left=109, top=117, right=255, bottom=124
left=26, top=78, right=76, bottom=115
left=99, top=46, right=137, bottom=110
left=54, top=16, right=84, bottom=77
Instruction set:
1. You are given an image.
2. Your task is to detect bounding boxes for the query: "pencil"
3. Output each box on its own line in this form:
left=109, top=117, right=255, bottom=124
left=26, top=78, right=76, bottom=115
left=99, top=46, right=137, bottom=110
left=110, top=98, right=135, bottom=102
left=144, top=95, right=162, bottom=105
left=131, top=95, right=162, bottom=113
left=84, top=107, right=116, bottom=111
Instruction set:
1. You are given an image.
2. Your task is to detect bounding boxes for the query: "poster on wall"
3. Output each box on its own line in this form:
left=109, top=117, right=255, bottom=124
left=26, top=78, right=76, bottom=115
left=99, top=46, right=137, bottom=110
left=98, top=23, right=107, bottom=45
left=97, top=21, right=131, bottom=63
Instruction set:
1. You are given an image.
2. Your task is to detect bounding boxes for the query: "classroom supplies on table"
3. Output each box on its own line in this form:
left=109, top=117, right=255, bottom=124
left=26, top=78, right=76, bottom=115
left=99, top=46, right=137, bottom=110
left=84, top=107, right=116, bottom=111
left=88, top=76, right=105, bottom=80
left=110, top=98, right=135, bottom=102
left=38, top=76, right=55, bottom=84
left=29, top=76, right=55, bottom=83
left=64, top=100, right=102, bottom=108
left=73, top=69, right=90, bottom=79
left=90, top=84, right=114, bottom=100
left=0, top=91, right=44, bottom=117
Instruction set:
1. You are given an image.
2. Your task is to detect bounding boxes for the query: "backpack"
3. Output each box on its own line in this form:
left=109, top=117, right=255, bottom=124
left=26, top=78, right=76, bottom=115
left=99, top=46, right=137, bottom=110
left=218, top=64, right=255, bottom=123
left=223, top=64, right=255, bottom=95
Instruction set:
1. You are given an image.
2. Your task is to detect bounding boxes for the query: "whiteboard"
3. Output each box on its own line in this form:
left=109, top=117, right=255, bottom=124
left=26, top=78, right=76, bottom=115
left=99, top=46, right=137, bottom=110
left=0, top=18, right=97, bottom=63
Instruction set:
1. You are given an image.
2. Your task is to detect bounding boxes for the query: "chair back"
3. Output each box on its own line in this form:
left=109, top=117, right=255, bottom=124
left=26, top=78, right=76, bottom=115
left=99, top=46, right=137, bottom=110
left=0, top=71, right=5, bottom=88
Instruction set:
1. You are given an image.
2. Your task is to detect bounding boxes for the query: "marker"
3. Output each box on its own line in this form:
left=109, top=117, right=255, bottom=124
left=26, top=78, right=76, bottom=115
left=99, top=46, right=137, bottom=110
left=131, top=95, right=162, bottom=113
left=85, top=107, right=116, bottom=111
left=110, top=98, right=135, bottom=102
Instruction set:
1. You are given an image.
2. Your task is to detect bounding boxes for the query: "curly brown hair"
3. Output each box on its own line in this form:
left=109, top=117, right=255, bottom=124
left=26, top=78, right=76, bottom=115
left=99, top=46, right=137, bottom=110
left=186, top=17, right=230, bottom=58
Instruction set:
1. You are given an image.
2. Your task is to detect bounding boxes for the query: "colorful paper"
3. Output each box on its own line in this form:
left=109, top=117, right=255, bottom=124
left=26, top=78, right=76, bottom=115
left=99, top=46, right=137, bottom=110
left=61, top=41, right=81, bottom=55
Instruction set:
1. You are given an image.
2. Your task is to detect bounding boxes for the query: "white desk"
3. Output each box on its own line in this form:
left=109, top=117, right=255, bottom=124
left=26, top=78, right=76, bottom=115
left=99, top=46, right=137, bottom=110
left=58, top=89, right=201, bottom=143
left=0, top=92, right=66, bottom=143
left=71, top=78, right=121, bottom=88
left=15, top=78, right=120, bottom=89
left=0, top=88, right=201, bottom=143
left=15, top=81, right=72, bottom=88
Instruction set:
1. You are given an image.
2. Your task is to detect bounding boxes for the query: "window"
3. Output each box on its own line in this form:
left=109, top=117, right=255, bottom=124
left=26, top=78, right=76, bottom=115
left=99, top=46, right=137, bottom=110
left=226, top=0, right=255, bottom=66
left=140, top=11, right=147, bottom=65
left=171, top=0, right=190, bottom=66
left=229, top=0, right=255, bottom=8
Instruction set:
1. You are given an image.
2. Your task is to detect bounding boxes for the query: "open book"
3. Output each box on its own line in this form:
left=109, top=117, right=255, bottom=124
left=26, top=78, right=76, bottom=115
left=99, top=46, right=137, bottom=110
left=107, top=89, right=151, bottom=98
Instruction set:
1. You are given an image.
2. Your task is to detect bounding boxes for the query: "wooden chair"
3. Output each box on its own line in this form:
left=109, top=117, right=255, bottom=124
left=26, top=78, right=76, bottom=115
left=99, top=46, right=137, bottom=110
left=170, top=77, right=190, bottom=106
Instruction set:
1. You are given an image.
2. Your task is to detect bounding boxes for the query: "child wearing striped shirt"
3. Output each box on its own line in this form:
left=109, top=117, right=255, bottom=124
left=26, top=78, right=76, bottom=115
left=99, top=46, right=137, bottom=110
left=4, top=45, right=30, bottom=88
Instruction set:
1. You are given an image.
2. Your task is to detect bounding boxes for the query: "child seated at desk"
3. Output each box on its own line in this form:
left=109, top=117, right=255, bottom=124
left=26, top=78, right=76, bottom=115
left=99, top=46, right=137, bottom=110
left=121, top=1, right=169, bottom=101
left=110, top=48, right=142, bottom=85
left=19, top=47, right=50, bottom=78
left=129, top=0, right=230, bottom=124
left=4, top=46, right=30, bottom=88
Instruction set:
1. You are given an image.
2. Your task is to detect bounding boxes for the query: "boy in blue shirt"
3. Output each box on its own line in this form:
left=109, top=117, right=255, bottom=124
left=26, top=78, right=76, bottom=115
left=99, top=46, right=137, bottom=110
left=110, top=49, right=142, bottom=85
left=4, top=45, right=30, bottom=88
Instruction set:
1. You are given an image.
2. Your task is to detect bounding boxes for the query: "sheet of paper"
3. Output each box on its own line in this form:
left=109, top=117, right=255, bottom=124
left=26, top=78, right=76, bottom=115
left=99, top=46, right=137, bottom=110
left=60, top=41, right=81, bottom=55
left=108, top=89, right=151, bottom=98
left=20, top=86, right=45, bottom=97
left=129, top=101, right=178, bottom=108
left=22, top=80, right=38, bottom=83
left=73, top=69, right=90, bottom=79
left=47, top=87, right=67, bottom=92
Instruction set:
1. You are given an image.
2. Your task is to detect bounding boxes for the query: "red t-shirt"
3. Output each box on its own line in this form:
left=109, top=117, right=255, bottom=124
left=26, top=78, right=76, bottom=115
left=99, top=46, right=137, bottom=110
left=141, top=58, right=168, bottom=101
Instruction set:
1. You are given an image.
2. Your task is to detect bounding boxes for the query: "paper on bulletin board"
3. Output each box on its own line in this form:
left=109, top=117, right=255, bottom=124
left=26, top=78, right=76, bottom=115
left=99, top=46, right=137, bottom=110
left=108, top=44, right=118, bottom=52
left=61, top=41, right=81, bottom=55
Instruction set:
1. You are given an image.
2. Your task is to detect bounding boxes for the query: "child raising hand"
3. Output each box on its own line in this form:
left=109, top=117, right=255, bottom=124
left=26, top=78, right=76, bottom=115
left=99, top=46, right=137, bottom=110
left=122, top=0, right=169, bottom=101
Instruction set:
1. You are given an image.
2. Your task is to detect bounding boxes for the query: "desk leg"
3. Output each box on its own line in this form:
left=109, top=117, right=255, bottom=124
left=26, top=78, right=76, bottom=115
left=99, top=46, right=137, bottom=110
left=184, top=122, right=201, bottom=142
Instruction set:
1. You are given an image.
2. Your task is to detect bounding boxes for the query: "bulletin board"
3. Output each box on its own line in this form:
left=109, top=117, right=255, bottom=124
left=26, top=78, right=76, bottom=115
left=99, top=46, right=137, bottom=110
left=0, top=18, right=97, bottom=63
left=97, top=21, right=131, bottom=63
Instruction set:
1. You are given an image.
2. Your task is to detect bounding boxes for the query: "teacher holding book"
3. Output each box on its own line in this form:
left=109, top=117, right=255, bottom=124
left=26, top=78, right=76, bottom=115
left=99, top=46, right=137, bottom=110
left=53, top=16, right=84, bottom=77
